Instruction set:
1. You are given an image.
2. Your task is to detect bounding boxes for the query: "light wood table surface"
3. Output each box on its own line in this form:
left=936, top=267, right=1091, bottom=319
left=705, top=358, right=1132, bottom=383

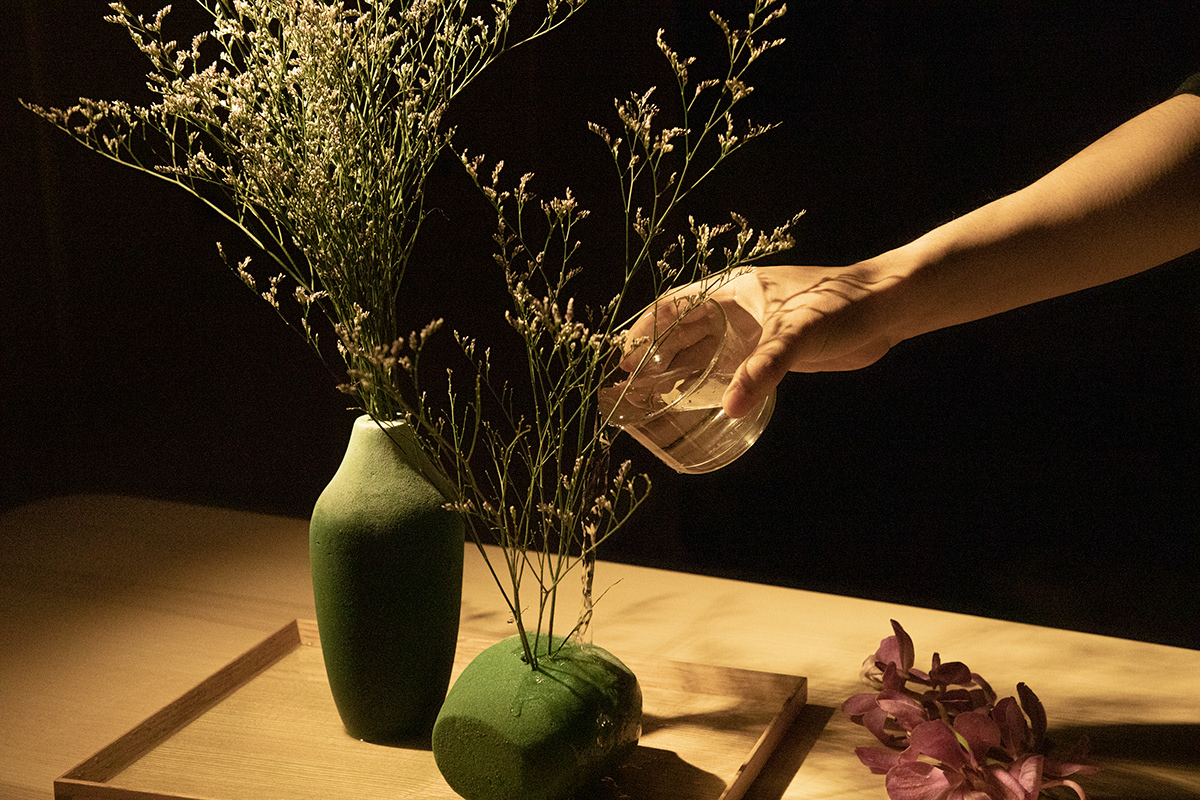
left=2, top=494, right=1197, bottom=799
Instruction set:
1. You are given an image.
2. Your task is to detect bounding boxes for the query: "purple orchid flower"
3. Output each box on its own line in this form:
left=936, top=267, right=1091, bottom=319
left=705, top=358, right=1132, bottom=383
left=843, top=621, right=1096, bottom=800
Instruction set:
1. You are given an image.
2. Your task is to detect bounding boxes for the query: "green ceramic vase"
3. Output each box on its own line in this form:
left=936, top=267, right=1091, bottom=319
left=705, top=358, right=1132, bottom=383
left=310, top=415, right=464, bottom=743
left=432, top=634, right=642, bottom=800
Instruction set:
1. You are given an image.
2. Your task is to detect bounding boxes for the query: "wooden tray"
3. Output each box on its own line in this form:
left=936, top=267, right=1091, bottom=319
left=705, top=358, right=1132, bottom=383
left=55, top=620, right=808, bottom=800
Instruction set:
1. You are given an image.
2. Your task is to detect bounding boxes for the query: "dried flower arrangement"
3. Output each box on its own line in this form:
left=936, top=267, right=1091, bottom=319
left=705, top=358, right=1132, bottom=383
left=844, top=620, right=1097, bottom=800
left=23, top=0, right=801, bottom=671
left=352, top=0, right=802, bottom=666
left=24, top=0, right=588, bottom=424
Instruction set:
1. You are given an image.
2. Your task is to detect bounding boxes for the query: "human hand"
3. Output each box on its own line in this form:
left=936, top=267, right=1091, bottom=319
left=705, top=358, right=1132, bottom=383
left=611, top=297, right=727, bottom=416
left=658, top=263, right=901, bottom=417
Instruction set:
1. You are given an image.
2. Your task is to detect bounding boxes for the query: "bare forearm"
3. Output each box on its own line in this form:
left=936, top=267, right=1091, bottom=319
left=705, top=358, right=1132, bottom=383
left=715, top=93, right=1200, bottom=417
left=877, top=92, right=1200, bottom=344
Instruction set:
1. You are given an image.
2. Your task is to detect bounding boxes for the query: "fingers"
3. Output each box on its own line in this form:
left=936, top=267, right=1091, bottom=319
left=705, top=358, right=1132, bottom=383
left=619, top=297, right=721, bottom=373
left=620, top=300, right=680, bottom=371
left=718, top=270, right=891, bottom=416
left=623, top=264, right=895, bottom=418
left=722, top=336, right=794, bottom=418
left=722, top=307, right=895, bottom=417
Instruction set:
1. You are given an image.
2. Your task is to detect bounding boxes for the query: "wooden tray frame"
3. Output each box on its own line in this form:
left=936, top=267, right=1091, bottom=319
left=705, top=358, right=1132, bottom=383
left=55, top=620, right=807, bottom=800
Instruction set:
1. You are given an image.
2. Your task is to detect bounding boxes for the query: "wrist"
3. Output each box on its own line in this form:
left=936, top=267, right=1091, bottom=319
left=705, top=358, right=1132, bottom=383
left=853, top=241, right=937, bottom=349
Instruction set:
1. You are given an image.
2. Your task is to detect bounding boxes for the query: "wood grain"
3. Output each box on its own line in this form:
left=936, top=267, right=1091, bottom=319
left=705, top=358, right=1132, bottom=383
left=4, top=495, right=1198, bottom=800
left=54, top=620, right=806, bottom=800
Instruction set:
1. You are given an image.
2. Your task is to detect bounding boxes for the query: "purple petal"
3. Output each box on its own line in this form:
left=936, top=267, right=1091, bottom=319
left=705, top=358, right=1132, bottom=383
left=844, top=692, right=880, bottom=717
left=909, top=719, right=969, bottom=768
left=864, top=705, right=908, bottom=748
left=1040, top=779, right=1089, bottom=800
left=885, top=760, right=957, bottom=800
left=947, top=790, right=994, bottom=800
left=930, top=659, right=974, bottom=687
left=876, top=636, right=902, bottom=668
left=997, top=754, right=1043, bottom=798
left=1044, top=734, right=1099, bottom=779
left=1013, top=755, right=1044, bottom=789
left=954, top=711, right=1002, bottom=765
left=935, top=687, right=978, bottom=715
left=990, top=696, right=1031, bottom=757
left=1045, top=761, right=1099, bottom=779
left=989, top=765, right=1035, bottom=800
left=967, top=688, right=995, bottom=713
left=883, top=662, right=906, bottom=692
left=891, top=619, right=916, bottom=672
left=1016, top=684, right=1047, bottom=749
left=879, top=690, right=932, bottom=732
left=972, top=673, right=998, bottom=706
left=856, top=745, right=902, bottom=774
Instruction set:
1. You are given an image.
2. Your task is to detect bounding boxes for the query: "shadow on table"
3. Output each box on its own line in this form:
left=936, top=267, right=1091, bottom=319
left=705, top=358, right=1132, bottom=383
left=1050, top=723, right=1200, bottom=800
left=595, top=747, right=727, bottom=800
left=587, top=704, right=835, bottom=800
left=744, top=704, right=837, bottom=800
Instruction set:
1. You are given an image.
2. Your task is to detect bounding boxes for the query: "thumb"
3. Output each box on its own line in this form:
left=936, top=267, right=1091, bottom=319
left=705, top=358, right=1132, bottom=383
left=721, top=337, right=793, bottom=418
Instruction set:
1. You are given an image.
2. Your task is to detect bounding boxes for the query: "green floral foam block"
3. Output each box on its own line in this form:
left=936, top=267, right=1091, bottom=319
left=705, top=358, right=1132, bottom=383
left=432, top=635, right=642, bottom=800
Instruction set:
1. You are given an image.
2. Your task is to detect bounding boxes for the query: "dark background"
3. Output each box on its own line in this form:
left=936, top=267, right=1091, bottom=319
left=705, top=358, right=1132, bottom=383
left=4, top=1, right=1198, bottom=649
